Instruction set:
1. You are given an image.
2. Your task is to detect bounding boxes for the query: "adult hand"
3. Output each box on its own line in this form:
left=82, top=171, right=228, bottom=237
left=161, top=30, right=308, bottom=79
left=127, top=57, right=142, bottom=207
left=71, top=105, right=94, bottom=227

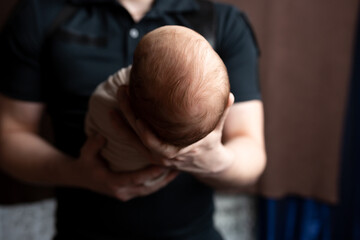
left=117, top=85, right=235, bottom=175
left=72, top=134, right=178, bottom=201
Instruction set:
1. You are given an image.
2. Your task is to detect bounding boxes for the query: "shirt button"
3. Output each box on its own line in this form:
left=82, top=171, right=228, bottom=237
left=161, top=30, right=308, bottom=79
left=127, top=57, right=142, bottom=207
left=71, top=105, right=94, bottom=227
left=129, top=28, right=139, bottom=39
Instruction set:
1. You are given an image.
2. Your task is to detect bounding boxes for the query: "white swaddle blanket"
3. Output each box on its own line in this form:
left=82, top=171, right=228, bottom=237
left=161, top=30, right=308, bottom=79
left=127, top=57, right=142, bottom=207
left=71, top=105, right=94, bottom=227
left=85, top=66, right=150, bottom=172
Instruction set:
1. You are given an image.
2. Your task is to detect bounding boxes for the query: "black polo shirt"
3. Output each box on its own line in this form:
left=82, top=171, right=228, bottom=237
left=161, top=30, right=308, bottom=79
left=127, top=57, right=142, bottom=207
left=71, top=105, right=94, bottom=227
left=0, top=0, right=260, bottom=239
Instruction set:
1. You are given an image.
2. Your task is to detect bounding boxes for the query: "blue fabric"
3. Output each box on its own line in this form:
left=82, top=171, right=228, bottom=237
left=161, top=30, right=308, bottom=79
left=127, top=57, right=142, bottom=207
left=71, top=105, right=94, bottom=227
left=257, top=8, right=360, bottom=240
left=257, top=197, right=331, bottom=240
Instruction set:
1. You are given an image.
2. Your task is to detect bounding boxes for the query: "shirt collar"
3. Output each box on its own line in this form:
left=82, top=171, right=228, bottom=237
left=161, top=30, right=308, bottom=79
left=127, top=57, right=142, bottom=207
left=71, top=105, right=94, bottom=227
left=152, top=0, right=199, bottom=12
left=68, top=0, right=114, bottom=4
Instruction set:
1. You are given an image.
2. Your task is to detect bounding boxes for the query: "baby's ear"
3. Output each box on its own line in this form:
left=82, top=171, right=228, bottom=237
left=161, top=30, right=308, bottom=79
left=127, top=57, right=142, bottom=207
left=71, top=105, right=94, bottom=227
left=227, top=93, right=235, bottom=107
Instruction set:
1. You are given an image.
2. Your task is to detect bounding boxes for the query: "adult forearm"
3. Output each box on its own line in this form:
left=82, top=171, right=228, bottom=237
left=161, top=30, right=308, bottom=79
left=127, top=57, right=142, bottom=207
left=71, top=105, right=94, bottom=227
left=0, top=131, right=178, bottom=201
left=0, top=132, right=76, bottom=186
left=196, top=137, right=266, bottom=191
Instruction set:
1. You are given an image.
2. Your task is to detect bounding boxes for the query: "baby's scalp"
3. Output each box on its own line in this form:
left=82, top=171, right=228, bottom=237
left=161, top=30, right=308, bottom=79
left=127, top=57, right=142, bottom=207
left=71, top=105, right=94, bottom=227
left=129, top=26, right=230, bottom=146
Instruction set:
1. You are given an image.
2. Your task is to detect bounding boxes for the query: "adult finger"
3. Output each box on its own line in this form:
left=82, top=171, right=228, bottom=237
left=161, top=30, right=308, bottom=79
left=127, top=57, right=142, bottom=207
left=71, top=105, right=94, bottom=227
left=117, top=86, right=179, bottom=159
left=135, top=120, right=180, bottom=158
left=110, top=165, right=170, bottom=187
left=115, top=170, right=179, bottom=201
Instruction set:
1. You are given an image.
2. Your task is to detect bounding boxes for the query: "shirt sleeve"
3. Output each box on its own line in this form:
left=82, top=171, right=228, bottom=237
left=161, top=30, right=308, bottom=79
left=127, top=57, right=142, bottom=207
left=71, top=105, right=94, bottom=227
left=0, top=0, right=45, bottom=102
left=215, top=3, right=261, bottom=102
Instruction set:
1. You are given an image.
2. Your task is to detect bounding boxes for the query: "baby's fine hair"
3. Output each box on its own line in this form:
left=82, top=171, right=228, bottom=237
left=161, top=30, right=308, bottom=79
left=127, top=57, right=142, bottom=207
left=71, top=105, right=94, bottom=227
left=129, top=26, right=230, bottom=147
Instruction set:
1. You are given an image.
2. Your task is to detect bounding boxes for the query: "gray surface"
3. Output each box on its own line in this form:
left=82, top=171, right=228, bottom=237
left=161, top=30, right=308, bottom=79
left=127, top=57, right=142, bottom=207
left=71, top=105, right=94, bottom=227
left=0, top=194, right=256, bottom=240
left=214, top=194, right=257, bottom=240
left=0, top=200, right=55, bottom=240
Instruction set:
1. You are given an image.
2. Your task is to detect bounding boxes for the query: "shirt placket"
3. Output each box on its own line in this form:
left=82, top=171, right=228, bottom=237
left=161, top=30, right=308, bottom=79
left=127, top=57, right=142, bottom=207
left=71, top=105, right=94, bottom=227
left=126, top=23, right=142, bottom=65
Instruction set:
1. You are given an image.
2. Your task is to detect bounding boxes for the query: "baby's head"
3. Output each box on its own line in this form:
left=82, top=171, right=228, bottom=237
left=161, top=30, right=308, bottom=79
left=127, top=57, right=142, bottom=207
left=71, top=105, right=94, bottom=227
left=129, top=26, right=230, bottom=147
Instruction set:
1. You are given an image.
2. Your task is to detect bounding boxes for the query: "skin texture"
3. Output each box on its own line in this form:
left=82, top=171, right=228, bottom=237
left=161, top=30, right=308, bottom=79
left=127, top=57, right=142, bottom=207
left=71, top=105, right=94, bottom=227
left=118, top=0, right=153, bottom=22
left=0, top=94, right=178, bottom=201
left=0, top=0, right=266, bottom=201
left=117, top=86, right=266, bottom=190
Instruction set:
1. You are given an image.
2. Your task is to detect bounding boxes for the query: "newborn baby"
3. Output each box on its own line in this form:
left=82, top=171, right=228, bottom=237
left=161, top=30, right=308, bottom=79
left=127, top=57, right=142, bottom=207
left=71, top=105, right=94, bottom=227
left=85, top=25, right=230, bottom=172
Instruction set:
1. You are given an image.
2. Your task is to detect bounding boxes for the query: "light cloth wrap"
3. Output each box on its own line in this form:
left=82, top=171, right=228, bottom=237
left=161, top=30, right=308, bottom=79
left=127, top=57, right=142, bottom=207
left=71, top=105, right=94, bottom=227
left=85, top=66, right=150, bottom=172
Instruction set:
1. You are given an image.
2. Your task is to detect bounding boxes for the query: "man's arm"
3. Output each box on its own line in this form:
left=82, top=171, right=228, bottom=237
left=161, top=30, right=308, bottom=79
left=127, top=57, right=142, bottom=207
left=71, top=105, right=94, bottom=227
left=117, top=87, right=266, bottom=191
left=197, top=100, right=266, bottom=189
left=0, top=94, right=71, bottom=185
left=0, top=94, right=177, bottom=201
